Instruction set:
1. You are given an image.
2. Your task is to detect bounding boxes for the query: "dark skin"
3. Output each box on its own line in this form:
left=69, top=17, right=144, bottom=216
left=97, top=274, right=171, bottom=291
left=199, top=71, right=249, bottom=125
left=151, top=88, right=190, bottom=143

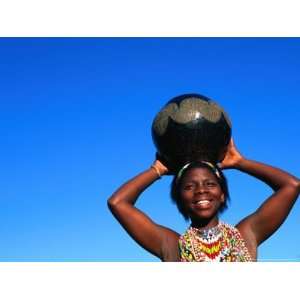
left=180, top=167, right=225, bottom=229
left=108, top=139, right=300, bottom=261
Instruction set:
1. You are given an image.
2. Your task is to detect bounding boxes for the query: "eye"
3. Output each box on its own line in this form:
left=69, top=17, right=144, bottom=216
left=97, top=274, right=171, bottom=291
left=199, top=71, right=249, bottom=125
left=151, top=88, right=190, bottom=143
left=206, top=181, right=217, bottom=187
left=183, top=184, right=194, bottom=190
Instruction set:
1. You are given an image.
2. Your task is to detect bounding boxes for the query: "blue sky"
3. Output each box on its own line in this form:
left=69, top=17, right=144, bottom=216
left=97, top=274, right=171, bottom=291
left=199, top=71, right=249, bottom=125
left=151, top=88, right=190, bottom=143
left=0, top=38, right=299, bottom=261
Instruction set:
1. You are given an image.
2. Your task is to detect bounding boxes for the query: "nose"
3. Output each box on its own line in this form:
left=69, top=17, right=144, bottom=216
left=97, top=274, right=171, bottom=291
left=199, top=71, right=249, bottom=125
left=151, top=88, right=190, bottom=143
left=194, top=184, right=208, bottom=194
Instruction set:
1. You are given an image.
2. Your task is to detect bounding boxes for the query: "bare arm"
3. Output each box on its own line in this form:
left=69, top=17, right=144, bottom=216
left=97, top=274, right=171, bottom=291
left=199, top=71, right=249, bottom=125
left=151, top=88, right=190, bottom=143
left=107, top=160, right=179, bottom=259
left=220, top=139, right=300, bottom=246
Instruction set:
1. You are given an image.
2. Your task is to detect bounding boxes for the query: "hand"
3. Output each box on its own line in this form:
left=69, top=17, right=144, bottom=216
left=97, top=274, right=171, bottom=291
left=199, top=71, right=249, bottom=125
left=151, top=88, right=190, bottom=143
left=153, top=153, right=170, bottom=176
left=219, top=138, right=243, bottom=169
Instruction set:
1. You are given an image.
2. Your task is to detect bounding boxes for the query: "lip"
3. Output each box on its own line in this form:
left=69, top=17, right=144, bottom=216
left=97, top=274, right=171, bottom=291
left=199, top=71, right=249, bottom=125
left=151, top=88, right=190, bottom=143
left=191, top=198, right=214, bottom=210
left=192, top=198, right=212, bottom=204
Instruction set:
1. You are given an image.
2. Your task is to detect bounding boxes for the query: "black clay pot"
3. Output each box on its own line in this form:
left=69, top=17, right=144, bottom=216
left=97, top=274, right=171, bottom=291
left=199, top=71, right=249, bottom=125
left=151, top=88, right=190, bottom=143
left=151, top=93, right=232, bottom=173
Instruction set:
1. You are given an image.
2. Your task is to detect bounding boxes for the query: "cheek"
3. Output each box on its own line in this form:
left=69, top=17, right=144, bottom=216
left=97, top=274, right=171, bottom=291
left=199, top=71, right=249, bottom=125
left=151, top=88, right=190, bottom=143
left=180, top=190, right=191, bottom=200
left=213, top=187, right=224, bottom=200
left=179, top=192, right=192, bottom=207
left=211, top=190, right=225, bottom=205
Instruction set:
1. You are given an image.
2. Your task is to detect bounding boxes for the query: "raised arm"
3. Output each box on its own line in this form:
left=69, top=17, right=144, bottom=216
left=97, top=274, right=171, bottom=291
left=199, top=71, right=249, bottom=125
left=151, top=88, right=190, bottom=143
left=220, top=139, right=300, bottom=246
left=107, top=160, right=179, bottom=259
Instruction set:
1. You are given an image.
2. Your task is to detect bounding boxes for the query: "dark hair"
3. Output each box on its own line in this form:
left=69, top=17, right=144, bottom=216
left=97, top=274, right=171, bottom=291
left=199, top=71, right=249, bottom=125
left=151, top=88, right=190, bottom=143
left=170, top=162, right=230, bottom=221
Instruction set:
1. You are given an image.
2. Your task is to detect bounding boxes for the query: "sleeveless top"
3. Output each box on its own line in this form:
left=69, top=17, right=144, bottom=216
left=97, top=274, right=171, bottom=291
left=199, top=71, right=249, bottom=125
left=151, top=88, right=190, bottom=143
left=178, top=221, right=253, bottom=262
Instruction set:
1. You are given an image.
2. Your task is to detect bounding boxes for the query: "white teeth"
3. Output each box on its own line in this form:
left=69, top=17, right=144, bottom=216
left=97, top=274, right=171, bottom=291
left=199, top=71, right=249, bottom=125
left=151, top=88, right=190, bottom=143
left=196, top=200, right=210, bottom=204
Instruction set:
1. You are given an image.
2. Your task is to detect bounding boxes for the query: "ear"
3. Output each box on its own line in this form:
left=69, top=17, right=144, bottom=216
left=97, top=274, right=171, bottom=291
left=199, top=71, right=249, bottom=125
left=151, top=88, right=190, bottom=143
left=220, top=194, right=225, bottom=203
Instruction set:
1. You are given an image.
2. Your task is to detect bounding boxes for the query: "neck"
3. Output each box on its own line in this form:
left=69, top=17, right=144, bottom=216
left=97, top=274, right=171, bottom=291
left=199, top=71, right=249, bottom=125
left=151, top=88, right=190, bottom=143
left=190, top=216, right=219, bottom=230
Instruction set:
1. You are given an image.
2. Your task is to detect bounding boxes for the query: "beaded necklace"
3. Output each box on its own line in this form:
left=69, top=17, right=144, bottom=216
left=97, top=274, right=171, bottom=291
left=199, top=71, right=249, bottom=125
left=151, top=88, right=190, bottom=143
left=179, top=221, right=253, bottom=262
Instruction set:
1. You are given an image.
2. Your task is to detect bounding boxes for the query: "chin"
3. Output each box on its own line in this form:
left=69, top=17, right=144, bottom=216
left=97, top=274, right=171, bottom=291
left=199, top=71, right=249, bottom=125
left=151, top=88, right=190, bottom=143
left=191, top=211, right=216, bottom=221
left=190, top=207, right=220, bottom=220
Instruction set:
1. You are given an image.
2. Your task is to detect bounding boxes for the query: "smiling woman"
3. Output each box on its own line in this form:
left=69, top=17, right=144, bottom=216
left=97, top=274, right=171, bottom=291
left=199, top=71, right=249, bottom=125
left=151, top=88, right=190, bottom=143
left=171, top=162, right=252, bottom=261
left=170, top=161, right=229, bottom=221
left=107, top=138, right=300, bottom=262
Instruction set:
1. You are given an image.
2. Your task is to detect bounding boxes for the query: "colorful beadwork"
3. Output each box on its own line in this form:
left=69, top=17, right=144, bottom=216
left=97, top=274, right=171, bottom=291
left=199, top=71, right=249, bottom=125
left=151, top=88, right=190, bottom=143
left=179, top=221, right=253, bottom=262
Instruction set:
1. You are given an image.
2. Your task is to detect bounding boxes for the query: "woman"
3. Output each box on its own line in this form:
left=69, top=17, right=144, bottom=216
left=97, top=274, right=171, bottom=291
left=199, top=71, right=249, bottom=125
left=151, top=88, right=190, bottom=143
left=107, top=139, right=300, bottom=261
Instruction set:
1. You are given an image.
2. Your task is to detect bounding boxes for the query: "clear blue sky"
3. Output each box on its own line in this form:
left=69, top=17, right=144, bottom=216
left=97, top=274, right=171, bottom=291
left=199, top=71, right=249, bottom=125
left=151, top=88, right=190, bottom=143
left=0, top=38, right=299, bottom=262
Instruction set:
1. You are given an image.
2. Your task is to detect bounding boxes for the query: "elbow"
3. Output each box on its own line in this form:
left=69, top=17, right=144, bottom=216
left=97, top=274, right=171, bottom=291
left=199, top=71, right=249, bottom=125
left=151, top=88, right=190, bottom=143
left=289, top=178, right=300, bottom=193
left=295, top=179, right=300, bottom=193
left=107, top=196, right=120, bottom=212
left=107, top=194, right=127, bottom=213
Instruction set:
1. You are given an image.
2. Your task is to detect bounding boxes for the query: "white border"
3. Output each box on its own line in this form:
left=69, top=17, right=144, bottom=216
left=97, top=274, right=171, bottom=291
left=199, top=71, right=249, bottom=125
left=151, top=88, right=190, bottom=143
left=0, top=0, right=300, bottom=36
left=0, top=262, right=298, bottom=299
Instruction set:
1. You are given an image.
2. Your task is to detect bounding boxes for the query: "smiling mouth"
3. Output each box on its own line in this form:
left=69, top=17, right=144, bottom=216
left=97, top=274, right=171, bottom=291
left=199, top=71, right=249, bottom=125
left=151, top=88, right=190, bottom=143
left=193, top=199, right=211, bottom=205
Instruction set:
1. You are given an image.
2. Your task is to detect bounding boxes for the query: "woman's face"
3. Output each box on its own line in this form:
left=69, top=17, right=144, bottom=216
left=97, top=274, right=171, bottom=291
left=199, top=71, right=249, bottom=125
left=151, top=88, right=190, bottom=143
left=179, top=167, right=225, bottom=221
